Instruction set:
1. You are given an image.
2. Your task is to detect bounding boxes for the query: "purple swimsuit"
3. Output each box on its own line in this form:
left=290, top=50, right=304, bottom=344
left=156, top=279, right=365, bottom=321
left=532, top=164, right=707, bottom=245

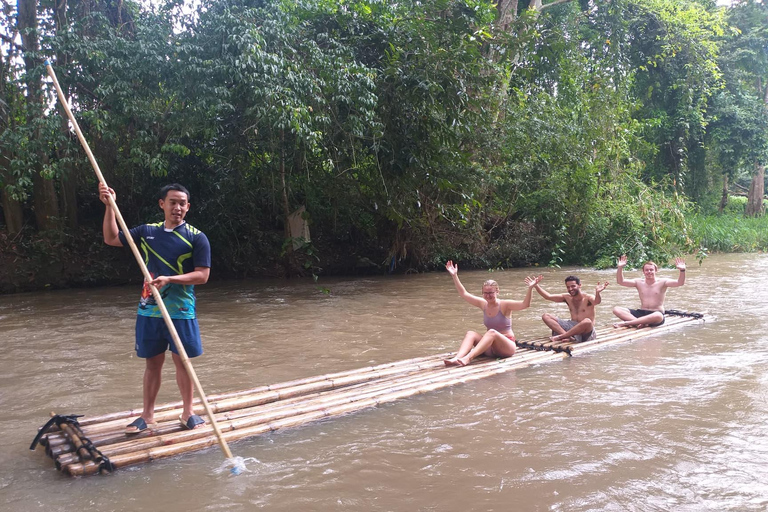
left=483, top=309, right=513, bottom=334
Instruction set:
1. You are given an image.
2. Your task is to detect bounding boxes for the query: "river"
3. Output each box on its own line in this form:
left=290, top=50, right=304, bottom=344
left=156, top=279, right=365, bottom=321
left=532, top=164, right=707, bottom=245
left=1, top=253, right=767, bottom=511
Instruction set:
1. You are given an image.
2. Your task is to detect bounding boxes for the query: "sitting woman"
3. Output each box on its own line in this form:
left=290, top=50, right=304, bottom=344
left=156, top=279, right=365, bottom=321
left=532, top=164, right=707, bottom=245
left=443, top=260, right=540, bottom=367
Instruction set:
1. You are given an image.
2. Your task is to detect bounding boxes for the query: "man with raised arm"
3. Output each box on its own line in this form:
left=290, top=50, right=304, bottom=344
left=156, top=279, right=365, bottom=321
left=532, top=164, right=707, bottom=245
left=99, top=182, right=211, bottom=434
left=532, top=276, right=609, bottom=343
left=612, top=255, right=686, bottom=328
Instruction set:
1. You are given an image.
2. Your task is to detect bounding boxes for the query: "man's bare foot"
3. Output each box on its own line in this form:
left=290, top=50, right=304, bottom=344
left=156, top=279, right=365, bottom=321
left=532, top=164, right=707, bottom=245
left=456, top=356, right=470, bottom=366
left=444, top=358, right=461, bottom=367
left=550, top=335, right=575, bottom=343
left=614, top=322, right=642, bottom=329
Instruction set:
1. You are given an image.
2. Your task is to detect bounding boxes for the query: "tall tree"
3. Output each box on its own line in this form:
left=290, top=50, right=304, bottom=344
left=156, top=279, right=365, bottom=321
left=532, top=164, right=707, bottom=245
left=18, top=0, right=60, bottom=230
left=722, top=0, right=768, bottom=216
left=0, top=0, right=24, bottom=234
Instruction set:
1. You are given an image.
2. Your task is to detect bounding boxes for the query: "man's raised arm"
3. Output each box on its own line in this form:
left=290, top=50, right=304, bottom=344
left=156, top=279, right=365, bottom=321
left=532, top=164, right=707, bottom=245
left=616, top=254, right=636, bottom=288
left=532, top=277, right=565, bottom=303
left=99, top=183, right=123, bottom=247
left=667, top=257, right=686, bottom=288
left=594, top=281, right=608, bottom=305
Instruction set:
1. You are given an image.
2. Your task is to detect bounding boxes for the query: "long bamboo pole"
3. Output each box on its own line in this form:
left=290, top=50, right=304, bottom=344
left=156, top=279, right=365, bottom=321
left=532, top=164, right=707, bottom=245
left=61, top=344, right=578, bottom=476
left=47, top=354, right=460, bottom=458
left=61, top=351, right=455, bottom=429
left=47, top=319, right=702, bottom=458
left=62, top=348, right=562, bottom=475
left=44, top=354, right=453, bottom=443
left=44, top=61, right=240, bottom=474
left=46, top=318, right=703, bottom=459
left=566, top=315, right=705, bottom=356
left=57, top=347, right=561, bottom=466
left=51, top=357, right=460, bottom=460
left=51, top=316, right=706, bottom=474
left=52, top=361, right=450, bottom=463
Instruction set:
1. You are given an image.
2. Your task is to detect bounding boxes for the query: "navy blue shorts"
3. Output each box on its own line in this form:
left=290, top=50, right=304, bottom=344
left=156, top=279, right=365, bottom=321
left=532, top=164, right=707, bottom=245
left=135, top=316, right=203, bottom=358
left=629, top=308, right=665, bottom=326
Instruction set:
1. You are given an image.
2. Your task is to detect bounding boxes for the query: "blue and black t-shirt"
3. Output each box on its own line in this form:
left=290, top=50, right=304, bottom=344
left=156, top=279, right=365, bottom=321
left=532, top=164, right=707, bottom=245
left=119, top=221, right=211, bottom=319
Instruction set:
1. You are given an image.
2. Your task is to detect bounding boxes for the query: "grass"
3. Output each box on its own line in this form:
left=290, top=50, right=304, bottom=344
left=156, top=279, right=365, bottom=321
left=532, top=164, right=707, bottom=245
left=689, top=197, right=768, bottom=252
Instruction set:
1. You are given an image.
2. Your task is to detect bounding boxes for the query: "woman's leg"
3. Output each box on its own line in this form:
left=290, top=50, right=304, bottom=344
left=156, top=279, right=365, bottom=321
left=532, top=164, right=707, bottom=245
left=444, top=331, right=482, bottom=366
left=456, top=330, right=516, bottom=366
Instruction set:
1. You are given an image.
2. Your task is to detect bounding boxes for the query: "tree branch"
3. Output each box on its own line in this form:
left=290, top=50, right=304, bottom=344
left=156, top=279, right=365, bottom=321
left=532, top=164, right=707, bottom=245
left=0, top=32, right=27, bottom=53
left=537, top=0, right=576, bottom=11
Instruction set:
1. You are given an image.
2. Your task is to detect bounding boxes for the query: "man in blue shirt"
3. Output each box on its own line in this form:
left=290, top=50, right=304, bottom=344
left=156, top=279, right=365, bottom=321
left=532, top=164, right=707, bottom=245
left=99, top=182, right=211, bottom=434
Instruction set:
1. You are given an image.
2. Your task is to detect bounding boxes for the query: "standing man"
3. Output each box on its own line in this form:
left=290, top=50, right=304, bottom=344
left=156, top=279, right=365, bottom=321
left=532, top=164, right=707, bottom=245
left=532, top=276, right=608, bottom=342
left=612, top=255, right=685, bottom=328
left=99, top=182, right=211, bottom=434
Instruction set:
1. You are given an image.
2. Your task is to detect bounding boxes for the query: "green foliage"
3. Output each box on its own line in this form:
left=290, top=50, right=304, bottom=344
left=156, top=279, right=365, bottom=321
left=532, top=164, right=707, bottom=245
left=4, top=0, right=768, bottom=290
left=689, top=208, right=768, bottom=252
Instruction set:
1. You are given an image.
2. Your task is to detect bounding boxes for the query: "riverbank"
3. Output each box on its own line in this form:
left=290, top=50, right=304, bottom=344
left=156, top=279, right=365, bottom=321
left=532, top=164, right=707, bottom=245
left=2, top=205, right=765, bottom=294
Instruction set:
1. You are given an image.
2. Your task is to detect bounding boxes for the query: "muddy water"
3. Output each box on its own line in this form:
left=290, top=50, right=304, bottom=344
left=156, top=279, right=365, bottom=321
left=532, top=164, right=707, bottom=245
left=2, top=253, right=768, bottom=511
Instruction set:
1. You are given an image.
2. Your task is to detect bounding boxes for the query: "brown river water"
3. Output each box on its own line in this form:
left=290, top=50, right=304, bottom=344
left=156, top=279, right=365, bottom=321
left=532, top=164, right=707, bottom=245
left=2, top=253, right=768, bottom=511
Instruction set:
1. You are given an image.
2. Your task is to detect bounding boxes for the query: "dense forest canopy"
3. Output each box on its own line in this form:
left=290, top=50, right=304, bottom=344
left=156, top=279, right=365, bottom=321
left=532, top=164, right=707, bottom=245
left=0, top=0, right=767, bottom=291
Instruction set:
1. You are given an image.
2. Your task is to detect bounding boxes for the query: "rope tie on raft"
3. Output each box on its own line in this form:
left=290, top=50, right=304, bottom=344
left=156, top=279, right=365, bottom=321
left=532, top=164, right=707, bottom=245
left=515, top=311, right=704, bottom=354
left=665, top=310, right=704, bottom=319
left=30, top=414, right=116, bottom=474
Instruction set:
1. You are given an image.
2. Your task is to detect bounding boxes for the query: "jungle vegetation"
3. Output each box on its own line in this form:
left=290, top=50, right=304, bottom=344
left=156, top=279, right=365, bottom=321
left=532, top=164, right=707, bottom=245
left=1, top=0, right=767, bottom=292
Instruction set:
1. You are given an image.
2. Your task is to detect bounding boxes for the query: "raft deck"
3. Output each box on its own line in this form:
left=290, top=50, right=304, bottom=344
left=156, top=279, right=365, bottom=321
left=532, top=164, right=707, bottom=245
left=31, top=310, right=706, bottom=476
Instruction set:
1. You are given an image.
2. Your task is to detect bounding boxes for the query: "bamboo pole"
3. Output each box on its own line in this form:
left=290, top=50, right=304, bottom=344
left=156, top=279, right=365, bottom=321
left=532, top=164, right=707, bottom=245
left=66, top=352, right=455, bottom=429
left=59, top=348, right=563, bottom=472
left=50, top=358, right=457, bottom=460
left=51, top=321, right=696, bottom=461
left=47, top=360, right=448, bottom=446
left=53, top=364, right=450, bottom=464
left=61, top=347, right=566, bottom=476
left=46, top=353, right=455, bottom=443
left=44, top=61, right=239, bottom=473
left=52, top=316, right=706, bottom=475
left=567, top=315, right=704, bottom=356
left=48, top=319, right=703, bottom=461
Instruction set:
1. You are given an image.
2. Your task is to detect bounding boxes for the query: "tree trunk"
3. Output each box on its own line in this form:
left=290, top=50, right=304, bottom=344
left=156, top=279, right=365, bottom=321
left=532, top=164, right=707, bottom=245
left=0, top=168, right=24, bottom=234
left=745, top=162, right=765, bottom=217
left=0, top=16, right=24, bottom=235
left=718, top=173, right=728, bottom=214
left=18, top=0, right=60, bottom=231
left=54, top=0, right=78, bottom=229
left=279, top=130, right=295, bottom=277
left=496, top=0, right=519, bottom=32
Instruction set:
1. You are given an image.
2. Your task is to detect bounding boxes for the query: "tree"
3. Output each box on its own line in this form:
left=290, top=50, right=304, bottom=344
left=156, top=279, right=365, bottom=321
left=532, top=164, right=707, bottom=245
left=19, top=0, right=60, bottom=230
left=719, top=0, right=768, bottom=216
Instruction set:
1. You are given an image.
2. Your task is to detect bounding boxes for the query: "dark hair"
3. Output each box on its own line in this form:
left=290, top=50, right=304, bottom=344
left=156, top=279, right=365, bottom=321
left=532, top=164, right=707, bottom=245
left=159, top=183, right=190, bottom=201
left=565, top=276, right=580, bottom=285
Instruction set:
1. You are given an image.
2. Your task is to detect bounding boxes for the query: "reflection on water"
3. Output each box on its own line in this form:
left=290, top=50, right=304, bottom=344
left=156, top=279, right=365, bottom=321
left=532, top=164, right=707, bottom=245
left=2, top=253, right=768, bottom=511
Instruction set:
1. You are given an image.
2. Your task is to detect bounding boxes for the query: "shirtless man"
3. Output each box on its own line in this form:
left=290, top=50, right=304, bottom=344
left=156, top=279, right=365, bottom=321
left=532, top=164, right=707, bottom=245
left=612, top=255, right=685, bottom=328
left=532, top=276, right=608, bottom=343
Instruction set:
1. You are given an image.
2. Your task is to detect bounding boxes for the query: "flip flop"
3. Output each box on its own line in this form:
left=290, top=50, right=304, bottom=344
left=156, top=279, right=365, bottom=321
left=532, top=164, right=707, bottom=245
left=125, top=417, right=156, bottom=435
left=179, top=414, right=205, bottom=430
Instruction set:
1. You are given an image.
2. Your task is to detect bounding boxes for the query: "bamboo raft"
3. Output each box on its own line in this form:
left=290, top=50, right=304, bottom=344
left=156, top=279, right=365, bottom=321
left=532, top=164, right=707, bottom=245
left=30, top=310, right=705, bottom=476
